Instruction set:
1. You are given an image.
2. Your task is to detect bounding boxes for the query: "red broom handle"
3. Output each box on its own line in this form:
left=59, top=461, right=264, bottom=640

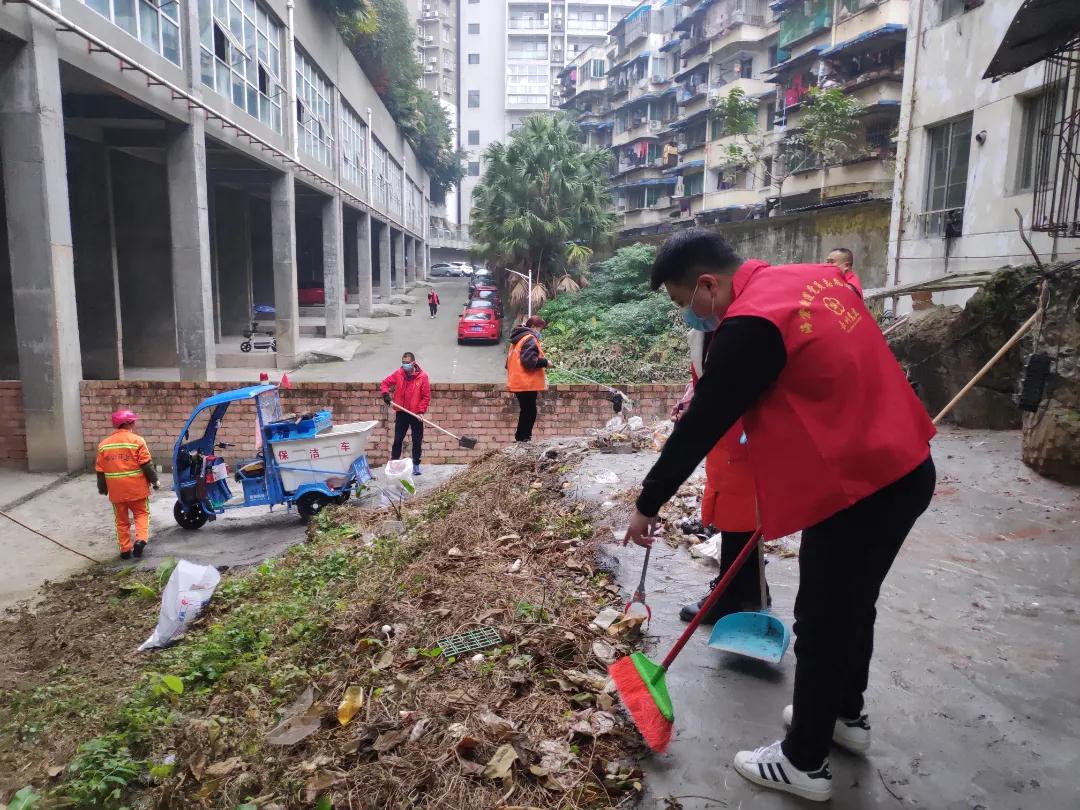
left=655, top=527, right=764, bottom=675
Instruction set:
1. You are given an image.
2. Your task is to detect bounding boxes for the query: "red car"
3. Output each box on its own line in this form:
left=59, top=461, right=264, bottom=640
left=298, top=283, right=324, bottom=306
left=457, top=306, right=502, bottom=344
left=470, top=285, right=504, bottom=318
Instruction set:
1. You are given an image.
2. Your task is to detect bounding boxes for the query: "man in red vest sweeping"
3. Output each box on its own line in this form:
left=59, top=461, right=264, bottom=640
left=624, top=229, right=936, bottom=803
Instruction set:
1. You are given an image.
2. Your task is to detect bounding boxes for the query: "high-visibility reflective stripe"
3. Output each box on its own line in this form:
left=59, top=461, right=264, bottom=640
left=100, top=443, right=141, bottom=450
left=104, top=470, right=143, bottom=478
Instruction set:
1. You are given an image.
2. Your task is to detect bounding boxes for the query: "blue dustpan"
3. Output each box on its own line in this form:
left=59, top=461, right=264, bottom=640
left=708, top=610, right=790, bottom=664
left=707, top=538, right=790, bottom=664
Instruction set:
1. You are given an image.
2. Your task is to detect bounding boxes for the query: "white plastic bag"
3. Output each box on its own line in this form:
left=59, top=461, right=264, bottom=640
left=383, top=459, right=414, bottom=485
left=651, top=420, right=674, bottom=450
left=626, top=416, right=644, bottom=432
left=138, top=560, right=221, bottom=651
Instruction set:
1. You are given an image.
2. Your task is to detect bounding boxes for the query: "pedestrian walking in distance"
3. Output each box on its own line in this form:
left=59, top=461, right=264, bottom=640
left=428, top=289, right=440, bottom=318
left=624, top=229, right=935, bottom=802
left=96, top=409, right=160, bottom=560
left=506, top=315, right=550, bottom=442
left=381, top=352, right=431, bottom=475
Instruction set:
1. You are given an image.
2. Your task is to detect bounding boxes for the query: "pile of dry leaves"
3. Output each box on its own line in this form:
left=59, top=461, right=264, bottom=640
left=163, top=447, right=649, bottom=809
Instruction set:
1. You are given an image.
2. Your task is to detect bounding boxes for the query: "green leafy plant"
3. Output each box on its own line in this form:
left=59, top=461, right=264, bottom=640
left=64, top=735, right=143, bottom=808
left=7, top=786, right=42, bottom=810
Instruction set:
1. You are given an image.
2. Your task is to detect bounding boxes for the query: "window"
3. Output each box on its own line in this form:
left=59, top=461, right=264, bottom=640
left=295, top=48, right=333, bottom=165
left=468, top=23, right=479, bottom=34
left=468, top=129, right=480, bottom=145
left=591, top=58, right=606, bottom=78
left=341, top=103, right=368, bottom=192
left=198, top=0, right=283, bottom=131
left=765, top=102, right=776, bottom=131
left=468, top=89, right=479, bottom=107
left=85, top=0, right=181, bottom=64
left=468, top=161, right=481, bottom=176
left=923, top=115, right=972, bottom=235
left=768, top=44, right=778, bottom=67
left=1016, top=88, right=1064, bottom=193
left=372, top=139, right=389, bottom=208
left=939, top=0, right=982, bottom=24
left=468, top=53, right=480, bottom=64
left=442, top=25, right=450, bottom=42
left=387, top=157, right=403, bottom=215
left=739, top=57, right=753, bottom=78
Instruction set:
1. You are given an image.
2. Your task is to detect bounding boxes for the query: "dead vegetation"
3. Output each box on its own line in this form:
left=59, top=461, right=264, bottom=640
left=1, top=447, right=647, bottom=809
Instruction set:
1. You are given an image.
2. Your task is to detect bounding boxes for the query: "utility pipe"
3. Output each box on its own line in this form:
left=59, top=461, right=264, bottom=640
left=286, top=0, right=299, bottom=161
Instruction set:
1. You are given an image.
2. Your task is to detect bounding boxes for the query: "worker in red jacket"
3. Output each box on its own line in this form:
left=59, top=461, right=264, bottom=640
left=427, top=289, right=440, bottom=318
left=624, top=229, right=935, bottom=803
left=380, top=351, right=432, bottom=475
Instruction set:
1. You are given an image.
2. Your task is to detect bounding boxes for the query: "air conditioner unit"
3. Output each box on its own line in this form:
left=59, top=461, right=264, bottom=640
left=648, top=120, right=661, bottom=131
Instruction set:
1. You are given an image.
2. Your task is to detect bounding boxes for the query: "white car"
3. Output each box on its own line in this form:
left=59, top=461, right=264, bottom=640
left=451, top=261, right=473, bottom=277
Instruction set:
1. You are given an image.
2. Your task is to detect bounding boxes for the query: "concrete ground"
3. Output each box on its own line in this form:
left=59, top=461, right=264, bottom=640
left=0, top=464, right=463, bottom=611
left=572, top=427, right=1080, bottom=809
left=124, top=279, right=506, bottom=383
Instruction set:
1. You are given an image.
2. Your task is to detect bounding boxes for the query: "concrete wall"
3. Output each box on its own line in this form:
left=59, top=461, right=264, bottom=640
left=251, top=197, right=275, bottom=308
left=111, top=151, right=178, bottom=367
left=887, top=0, right=1080, bottom=312
left=213, top=187, right=255, bottom=337
left=621, top=199, right=892, bottom=290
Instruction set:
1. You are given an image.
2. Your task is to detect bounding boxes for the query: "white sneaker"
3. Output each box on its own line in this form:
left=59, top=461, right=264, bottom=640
left=783, top=704, right=872, bottom=754
left=733, top=740, right=832, bottom=802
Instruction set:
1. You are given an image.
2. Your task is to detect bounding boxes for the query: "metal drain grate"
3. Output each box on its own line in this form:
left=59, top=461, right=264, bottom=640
left=437, top=626, right=503, bottom=657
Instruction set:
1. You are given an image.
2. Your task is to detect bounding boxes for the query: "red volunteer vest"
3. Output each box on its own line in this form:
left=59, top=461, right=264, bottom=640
left=725, top=262, right=935, bottom=538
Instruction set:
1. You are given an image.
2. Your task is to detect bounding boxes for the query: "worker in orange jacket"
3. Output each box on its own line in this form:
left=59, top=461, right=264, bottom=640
left=506, top=315, right=550, bottom=442
left=96, top=409, right=159, bottom=560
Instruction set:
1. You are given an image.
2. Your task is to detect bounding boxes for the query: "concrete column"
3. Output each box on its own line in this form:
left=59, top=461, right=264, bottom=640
left=271, top=172, right=300, bottom=367
left=322, top=194, right=345, bottom=337
left=355, top=213, right=373, bottom=316
left=416, top=240, right=426, bottom=281
left=0, top=21, right=85, bottom=472
left=166, top=121, right=216, bottom=379
left=393, top=229, right=406, bottom=290
left=377, top=220, right=391, bottom=300
left=403, top=237, right=413, bottom=285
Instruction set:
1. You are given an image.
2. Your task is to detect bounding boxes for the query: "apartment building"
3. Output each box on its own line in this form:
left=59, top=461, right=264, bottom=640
left=560, top=0, right=911, bottom=239
left=886, top=0, right=1080, bottom=310
left=0, top=0, right=429, bottom=470
left=407, top=0, right=460, bottom=105
left=458, top=0, right=637, bottom=224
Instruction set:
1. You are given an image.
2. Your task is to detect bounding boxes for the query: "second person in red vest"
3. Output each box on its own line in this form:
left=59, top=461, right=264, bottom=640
left=380, top=352, right=431, bottom=476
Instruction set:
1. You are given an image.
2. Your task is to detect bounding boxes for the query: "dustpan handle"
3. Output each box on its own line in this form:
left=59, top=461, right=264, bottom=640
left=657, top=527, right=763, bottom=674
left=758, top=541, right=768, bottom=611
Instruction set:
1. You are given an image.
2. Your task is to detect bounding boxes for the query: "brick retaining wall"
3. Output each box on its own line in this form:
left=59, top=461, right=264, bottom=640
left=0, top=383, right=28, bottom=467
left=72, top=380, right=684, bottom=469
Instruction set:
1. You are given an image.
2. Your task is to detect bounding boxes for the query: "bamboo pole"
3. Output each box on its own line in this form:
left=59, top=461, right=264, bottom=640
left=932, top=311, right=1038, bottom=425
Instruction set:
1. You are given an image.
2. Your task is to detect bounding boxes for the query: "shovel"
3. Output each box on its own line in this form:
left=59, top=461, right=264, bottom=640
left=390, top=403, right=478, bottom=449
left=707, top=531, right=790, bottom=664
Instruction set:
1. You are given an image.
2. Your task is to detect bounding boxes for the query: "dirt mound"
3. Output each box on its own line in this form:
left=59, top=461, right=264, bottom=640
left=1, top=447, right=647, bottom=808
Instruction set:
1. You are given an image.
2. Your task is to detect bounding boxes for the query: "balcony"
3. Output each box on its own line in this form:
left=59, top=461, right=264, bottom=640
left=567, top=18, right=608, bottom=33
left=508, top=18, right=549, bottom=30
left=552, top=18, right=564, bottom=31
left=421, top=9, right=440, bottom=21
left=430, top=224, right=472, bottom=250
left=611, top=119, right=661, bottom=147
left=709, top=76, right=772, bottom=103
left=508, top=51, right=549, bottom=61
left=621, top=203, right=673, bottom=230
left=551, top=49, right=564, bottom=65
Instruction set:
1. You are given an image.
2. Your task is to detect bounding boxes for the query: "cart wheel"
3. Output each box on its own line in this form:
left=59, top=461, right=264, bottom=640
left=271, top=340, right=278, bottom=352
left=173, top=500, right=208, bottom=530
left=297, top=491, right=330, bottom=522
left=240, top=341, right=252, bottom=353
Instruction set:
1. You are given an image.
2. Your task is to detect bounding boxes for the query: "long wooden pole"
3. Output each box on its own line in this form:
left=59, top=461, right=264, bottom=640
left=932, top=311, right=1038, bottom=425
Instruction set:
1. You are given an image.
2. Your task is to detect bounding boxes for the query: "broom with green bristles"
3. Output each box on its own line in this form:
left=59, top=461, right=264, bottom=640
left=609, top=527, right=764, bottom=752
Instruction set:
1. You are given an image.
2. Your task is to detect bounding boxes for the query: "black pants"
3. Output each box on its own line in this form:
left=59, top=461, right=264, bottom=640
left=782, top=455, right=936, bottom=770
left=719, top=530, right=763, bottom=605
left=391, top=412, right=424, bottom=464
left=514, top=391, right=538, bottom=442
left=429, top=303, right=438, bottom=316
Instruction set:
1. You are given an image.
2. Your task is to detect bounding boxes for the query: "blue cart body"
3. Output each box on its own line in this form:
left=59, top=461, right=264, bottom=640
left=171, top=384, right=373, bottom=527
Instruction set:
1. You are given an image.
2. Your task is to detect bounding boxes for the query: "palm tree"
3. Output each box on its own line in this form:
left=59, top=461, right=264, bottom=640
left=470, top=115, right=615, bottom=302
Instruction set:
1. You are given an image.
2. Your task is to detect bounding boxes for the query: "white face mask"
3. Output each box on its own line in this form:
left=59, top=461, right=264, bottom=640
left=681, top=280, right=720, bottom=332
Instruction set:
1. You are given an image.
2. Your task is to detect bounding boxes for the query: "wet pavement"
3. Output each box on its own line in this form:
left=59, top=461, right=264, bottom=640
left=571, top=427, right=1080, bottom=809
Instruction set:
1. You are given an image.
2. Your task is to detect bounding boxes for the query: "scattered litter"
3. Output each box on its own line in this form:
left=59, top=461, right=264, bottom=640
left=591, top=639, right=617, bottom=663
left=607, top=613, right=646, bottom=638
left=507, top=558, right=523, bottom=574
left=409, top=717, right=431, bottom=742
left=448, top=546, right=465, bottom=558
left=689, top=534, right=722, bottom=563
left=652, top=420, right=674, bottom=450
left=381, top=624, right=394, bottom=635
left=266, top=686, right=322, bottom=746
left=336, top=685, right=364, bottom=726
left=591, top=607, right=621, bottom=630
left=478, top=710, right=517, bottom=740
left=627, top=416, right=644, bottom=431
left=438, top=626, right=503, bottom=657
left=593, top=470, right=620, bottom=484
left=469, top=653, right=486, bottom=664
left=538, top=739, right=574, bottom=772
left=570, top=709, right=616, bottom=738
left=138, top=560, right=220, bottom=651
left=383, top=459, right=413, bottom=482
left=605, top=415, right=625, bottom=431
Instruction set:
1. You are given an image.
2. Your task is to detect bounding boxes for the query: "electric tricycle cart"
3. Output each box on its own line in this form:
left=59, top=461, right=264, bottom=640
left=171, top=384, right=376, bottom=528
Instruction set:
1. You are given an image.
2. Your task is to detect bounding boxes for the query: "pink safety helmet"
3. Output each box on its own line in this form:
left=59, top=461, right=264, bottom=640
left=111, top=409, right=138, bottom=428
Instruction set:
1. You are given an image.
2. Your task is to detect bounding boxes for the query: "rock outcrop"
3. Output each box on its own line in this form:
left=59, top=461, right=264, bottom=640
left=888, top=262, right=1080, bottom=483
